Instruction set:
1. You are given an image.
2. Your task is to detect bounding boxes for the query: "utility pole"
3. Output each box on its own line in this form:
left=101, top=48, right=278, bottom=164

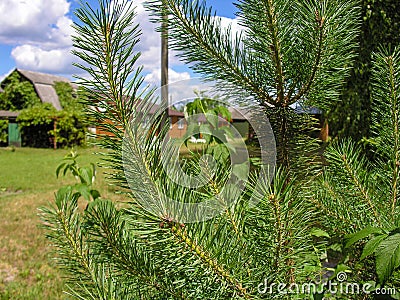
left=160, top=0, right=169, bottom=130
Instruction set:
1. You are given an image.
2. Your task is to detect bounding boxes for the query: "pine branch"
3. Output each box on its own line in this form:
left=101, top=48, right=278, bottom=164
left=371, top=47, right=400, bottom=218
left=290, top=10, right=324, bottom=105
left=322, top=140, right=384, bottom=229
left=146, top=0, right=274, bottom=104
left=40, top=188, right=114, bottom=298
left=261, top=0, right=285, bottom=103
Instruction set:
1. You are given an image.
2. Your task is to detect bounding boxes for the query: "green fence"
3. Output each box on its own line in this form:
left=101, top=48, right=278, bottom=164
left=8, top=123, right=21, bottom=147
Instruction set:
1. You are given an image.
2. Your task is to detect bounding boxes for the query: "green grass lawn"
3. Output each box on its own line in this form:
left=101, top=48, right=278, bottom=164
left=0, top=147, right=117, bottom=300
left=0, top=144, right=262, bottom=299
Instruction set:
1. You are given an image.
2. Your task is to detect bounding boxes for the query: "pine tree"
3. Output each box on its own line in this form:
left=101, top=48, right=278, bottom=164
left=314, top=47, right=400, bottom=288
left=39, top=0, right=376, bottom=299
left=146, top=0, right=360, bottom=170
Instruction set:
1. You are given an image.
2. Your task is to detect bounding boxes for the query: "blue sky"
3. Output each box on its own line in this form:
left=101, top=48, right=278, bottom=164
left=0, top=0, right=238, bottom=85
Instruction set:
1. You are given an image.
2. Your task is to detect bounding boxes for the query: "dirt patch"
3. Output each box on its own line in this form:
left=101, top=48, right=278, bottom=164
left=0, top=188, right=23, bottom=198
left=0, top=261, right=19, bottom=283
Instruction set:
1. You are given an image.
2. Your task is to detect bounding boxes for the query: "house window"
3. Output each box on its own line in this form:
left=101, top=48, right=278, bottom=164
left=178, top=118, right=184, bottom=129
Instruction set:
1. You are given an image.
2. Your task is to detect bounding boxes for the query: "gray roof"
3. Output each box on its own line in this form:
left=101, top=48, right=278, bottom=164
left=17, top=69, right=71, bottom=85
left=16, top=69, right=75, bottom=111
left=0, top=110, right=19, bottom=119
left=35, top=84, right=62, bottom=110
left=291, top=101, right=322, bottom=115
left=229, top=107, right=247, bottom=121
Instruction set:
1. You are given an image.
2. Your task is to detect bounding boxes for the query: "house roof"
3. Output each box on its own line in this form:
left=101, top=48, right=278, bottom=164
left=5, top=69, right=77, bottom=111
left=134, top=99, right=184, bottom=117
left=291, top=101, right=322, bottom=115
left=34, top=84, right=63, bottom=110
left=17, top=69, right=71, bottom=86
left=0, top=110, right=20, bottom=119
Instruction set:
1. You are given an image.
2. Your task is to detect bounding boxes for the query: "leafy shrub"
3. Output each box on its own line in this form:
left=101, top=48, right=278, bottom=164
left=0, top=120, right=8, bottom=145
left=17, top=103, right=87, bottom=148
left=0, top=71, right=41, bottom=110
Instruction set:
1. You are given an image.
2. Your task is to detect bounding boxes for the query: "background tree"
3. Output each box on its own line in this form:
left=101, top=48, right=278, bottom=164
left=0, top=120, right=8, bottom=145
left=328, top=0, right=400, bottom=140
left=0, top=72, right=41, bottom=110
left=314, top=46, right=400, bottom=292
left=17, top=83, right=88, bottom=148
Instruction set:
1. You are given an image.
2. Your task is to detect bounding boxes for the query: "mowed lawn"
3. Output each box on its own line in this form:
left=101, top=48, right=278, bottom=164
left=0, top=147, right=118, bottom=299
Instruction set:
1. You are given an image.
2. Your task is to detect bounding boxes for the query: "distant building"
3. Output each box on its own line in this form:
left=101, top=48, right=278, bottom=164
left=0, top=68, right=77, bottom=110
left=94, top=100, right=249, bottom=140
left=0, top=69, right=78, bottom=148
left=291, top=101, right=328, bottom=141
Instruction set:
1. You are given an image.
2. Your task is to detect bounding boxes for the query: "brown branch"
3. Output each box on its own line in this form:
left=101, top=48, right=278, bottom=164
left=263, top=0, right=285, bottom=104
left=170, top=224, right=252, bottom=299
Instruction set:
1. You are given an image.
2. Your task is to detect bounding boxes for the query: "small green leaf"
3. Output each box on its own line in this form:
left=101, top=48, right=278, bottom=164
left=220, top=126, right=235, bottom=139
left=205, top=112, right=218, bottom=129
left=362, top=281, right=377, bottom=293
left=74, top=183, right=91, bottom=201
left=310, top=228, right=330, bottom=238
left=62, top=164, right=70, bottom=176
left=90, top=189, right=101, bottom=200
left=391, top=290, right=400, bottom=300
left=232, top=162, right=249, bottom=181
left=79, top=166, right=93, bottom=185
left=199, top=124, right=212, bottom=136
left=90, top=163, right=96, bottom=181
left=375, top=233, right=400, bottom=284
left=56, top=162, right=66, bottom=178
left=344, top=226, right=384, bottom=248
left=328, top=243, right=342, bottom=252
left=332, top=264, right=351, bottom=279
left=360, top=234, right=388, bottom=260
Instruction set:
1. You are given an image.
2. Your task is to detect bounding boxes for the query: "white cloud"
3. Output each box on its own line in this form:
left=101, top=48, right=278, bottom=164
left=0, top=0, right=242, bottom=79
left=0, top=0, right=75, bottom=74
left=0, top=0, right=71, bottom=47
left=144, top=68, right=191, bottom=86
left=11, top=45, right=76, bottom=73
left=218, top=16, right=244, bottom=36
left=133, top=2, right=243, bottom=71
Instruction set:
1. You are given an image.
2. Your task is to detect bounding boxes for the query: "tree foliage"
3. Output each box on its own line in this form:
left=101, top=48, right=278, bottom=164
left=0, top=71, right=41, bottom=110
left=328, top=0, right=400, bottom=140
left=54, top=81, right=86, bottom=111
left=0, top=120, right=8, bottom=145
left=12, top=80, right=88, bottom=148
left=184, top=91, right=234, bottom=156
left=39, top=1, right=398, bottom=299
left=315, top=47, right=400, bottom=289
left=17, top=103, right=87, bottom=148
left=146, top=0, right=360, bottom=170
